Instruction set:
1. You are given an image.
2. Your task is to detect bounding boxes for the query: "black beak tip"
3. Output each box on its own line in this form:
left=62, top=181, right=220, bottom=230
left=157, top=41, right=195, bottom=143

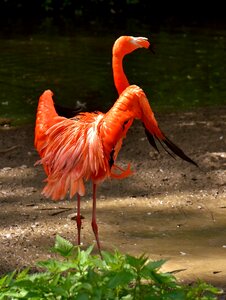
left=149, top=44, right=155, bottom=54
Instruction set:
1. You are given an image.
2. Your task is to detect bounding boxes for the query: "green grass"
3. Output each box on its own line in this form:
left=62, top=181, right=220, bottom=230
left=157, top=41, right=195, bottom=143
left=0, top=235, right=222, bottom=299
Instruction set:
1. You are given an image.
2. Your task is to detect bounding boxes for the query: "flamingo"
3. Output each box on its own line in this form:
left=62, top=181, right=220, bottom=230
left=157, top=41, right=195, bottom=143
left=53, top=36, right=150, bottom=117
left=34, top=36, right=197, bottom=255
left=112, top=35, right=150, bottom=95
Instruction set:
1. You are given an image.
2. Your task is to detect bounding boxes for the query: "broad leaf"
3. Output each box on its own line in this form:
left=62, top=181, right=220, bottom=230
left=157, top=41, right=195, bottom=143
left=52, top=234, right=74, bottom=257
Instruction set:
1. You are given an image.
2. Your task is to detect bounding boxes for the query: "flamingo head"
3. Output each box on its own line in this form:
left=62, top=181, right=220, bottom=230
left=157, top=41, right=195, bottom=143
left=113, top=36, right=150, bottom=57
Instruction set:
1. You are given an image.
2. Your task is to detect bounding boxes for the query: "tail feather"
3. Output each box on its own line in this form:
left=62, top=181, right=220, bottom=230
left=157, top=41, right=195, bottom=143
left=144, top=126, right=198, bottom=167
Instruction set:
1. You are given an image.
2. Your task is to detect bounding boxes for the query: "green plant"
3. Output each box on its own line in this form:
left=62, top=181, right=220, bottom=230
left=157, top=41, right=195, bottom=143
left=0, top=235, right=221, bottom=299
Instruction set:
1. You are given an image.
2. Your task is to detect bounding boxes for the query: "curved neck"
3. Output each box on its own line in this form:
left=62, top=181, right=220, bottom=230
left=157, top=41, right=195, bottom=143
left=112, top=54, right=129, bottom=95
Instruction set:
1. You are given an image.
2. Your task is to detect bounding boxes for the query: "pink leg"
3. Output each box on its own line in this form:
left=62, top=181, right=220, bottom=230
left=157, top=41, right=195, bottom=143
left=76, top=194, right=82, bottom=245
left=91, top=183, right=102, bottom=257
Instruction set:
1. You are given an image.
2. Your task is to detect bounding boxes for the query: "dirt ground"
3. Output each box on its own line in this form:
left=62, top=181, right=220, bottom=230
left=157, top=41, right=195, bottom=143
left=0, top=106, right=226, bottom=290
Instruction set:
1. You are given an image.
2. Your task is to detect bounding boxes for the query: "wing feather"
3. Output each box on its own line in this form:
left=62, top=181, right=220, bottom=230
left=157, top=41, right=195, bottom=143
left=38, top=112, right=109, bottom=200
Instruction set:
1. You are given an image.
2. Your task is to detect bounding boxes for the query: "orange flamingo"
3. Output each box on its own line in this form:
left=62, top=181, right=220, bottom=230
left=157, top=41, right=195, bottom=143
left=54, top=36, right=150, bottom=117
left=34, top=36, right=197, bottom=254
left=112, top=36, right=150, bottom=95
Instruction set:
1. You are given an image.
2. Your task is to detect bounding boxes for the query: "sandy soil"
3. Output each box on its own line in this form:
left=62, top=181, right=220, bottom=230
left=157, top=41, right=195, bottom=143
left=0, top=106, right=226, bottom=290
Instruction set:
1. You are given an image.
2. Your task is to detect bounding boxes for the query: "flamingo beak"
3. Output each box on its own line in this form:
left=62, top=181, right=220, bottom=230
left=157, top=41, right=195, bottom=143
left=149, top=43, right=155, bottom=54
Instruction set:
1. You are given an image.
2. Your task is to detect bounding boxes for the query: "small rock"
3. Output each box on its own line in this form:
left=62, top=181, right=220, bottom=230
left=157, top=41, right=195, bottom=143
left=4, top=233, right=12, bottom=239
left=19, top=165, right=27, bottom=169
left=2, top=167, right=12, bottom=171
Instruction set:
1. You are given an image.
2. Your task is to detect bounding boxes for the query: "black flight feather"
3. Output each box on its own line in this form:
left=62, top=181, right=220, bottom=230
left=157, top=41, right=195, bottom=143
left=156, top=137, right=177, bottom=160
left=144, top=126, right=159, bottom=153
left=144, top=126, right=198, bottom=167
left=109, top=149, right=115, bottom=168
left=162, top=136, right=198, bottom=167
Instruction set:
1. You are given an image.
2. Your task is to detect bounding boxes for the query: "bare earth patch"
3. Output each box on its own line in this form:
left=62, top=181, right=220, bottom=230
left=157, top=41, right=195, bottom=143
left=0, top=106, right=226, bottom=289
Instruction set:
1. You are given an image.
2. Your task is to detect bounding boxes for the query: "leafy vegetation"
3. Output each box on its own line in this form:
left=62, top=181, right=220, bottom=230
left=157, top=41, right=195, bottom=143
left=0, top=235, right=221, bottom=299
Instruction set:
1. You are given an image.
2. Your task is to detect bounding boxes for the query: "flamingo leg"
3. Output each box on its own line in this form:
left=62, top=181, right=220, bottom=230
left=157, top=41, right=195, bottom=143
left=91, top=183, right=102, bottom=257
left=76, top=193, right=82, bottom=245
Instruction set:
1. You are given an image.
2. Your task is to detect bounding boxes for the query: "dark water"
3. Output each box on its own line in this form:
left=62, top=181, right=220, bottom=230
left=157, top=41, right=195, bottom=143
left=0, top=28, right=225, bottom=124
